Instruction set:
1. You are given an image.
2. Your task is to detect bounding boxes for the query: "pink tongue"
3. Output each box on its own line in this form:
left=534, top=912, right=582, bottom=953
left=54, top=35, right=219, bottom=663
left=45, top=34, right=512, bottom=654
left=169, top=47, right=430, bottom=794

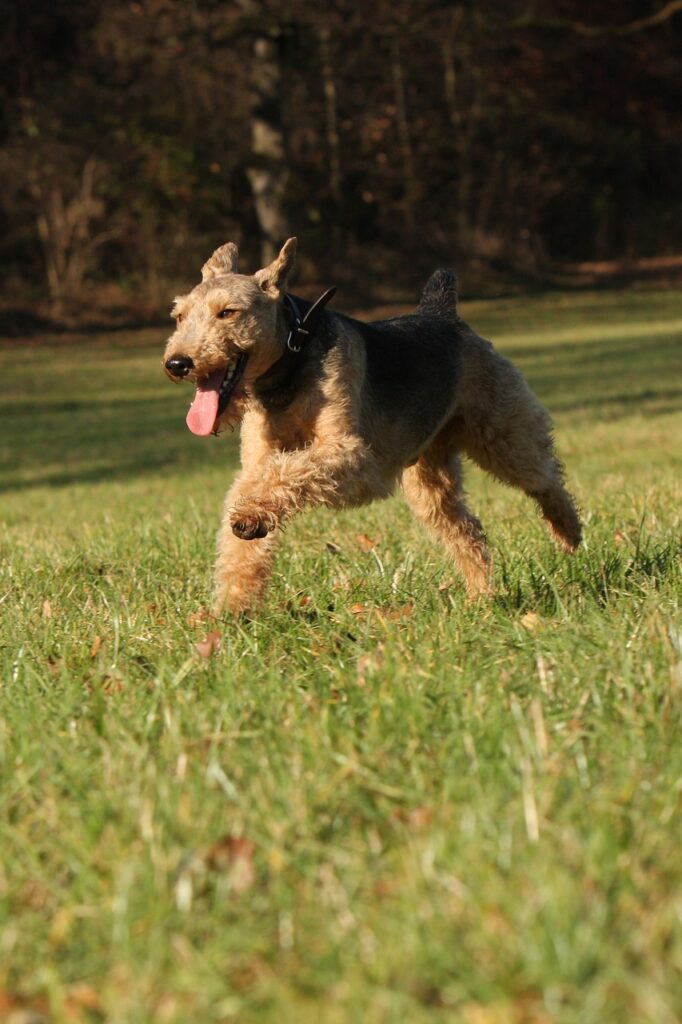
left=186, top=368, right=225, bottom=436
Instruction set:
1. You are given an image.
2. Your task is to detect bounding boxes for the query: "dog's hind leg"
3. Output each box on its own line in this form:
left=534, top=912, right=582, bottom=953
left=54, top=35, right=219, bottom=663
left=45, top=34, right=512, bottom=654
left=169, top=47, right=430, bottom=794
left=461, top=387, right=582, bottom=552
left=529, top=475, right=582, bottom=552
left=401, top=448, right=492, bottom=599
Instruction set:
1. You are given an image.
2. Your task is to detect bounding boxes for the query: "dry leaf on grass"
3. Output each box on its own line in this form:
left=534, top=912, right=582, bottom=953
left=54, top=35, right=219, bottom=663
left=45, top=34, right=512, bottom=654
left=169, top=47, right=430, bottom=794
left=356, top=645, right=385, bottom=686
left=391, top=806, right=432, bottom=831
left=89, top=635, right=102, bottom=658
left=377, top=602, right=414, bottom=623
left=355, top=532, right=378, bottom=551
left=0, top=989, right=50, bottom=1023
left=206, top=835, right=256, bottom=893
left=101, top=674, right=125, bottom=695
left=520, top=611, right=541, bottom=632
left=187, top=607, right=215, bottom=628
left=42, top=599, right=52, bottom=619
left=195, top=631, right=221, bottom=658
left=282, top=593, right=315, bottom=614
left=407, top=806, right=432, bottom=830
left=350, top=602, right=414, bottom=622
left=65, top=983, right=103, bottom=1015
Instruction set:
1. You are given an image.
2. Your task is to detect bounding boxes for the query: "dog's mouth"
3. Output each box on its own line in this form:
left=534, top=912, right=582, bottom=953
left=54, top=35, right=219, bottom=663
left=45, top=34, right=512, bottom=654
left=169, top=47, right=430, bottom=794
left=186, top=353, right=248, bottom=436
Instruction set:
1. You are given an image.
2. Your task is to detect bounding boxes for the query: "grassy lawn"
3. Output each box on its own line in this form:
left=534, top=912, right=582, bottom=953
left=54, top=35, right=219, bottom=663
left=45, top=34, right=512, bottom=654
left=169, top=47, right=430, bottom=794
left=1, top=288, right=681, bottom=1023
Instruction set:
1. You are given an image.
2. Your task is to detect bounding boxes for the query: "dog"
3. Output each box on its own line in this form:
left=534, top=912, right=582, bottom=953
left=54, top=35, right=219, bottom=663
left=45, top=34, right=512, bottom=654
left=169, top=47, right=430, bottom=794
left=163, top=238, right=581, bottom=613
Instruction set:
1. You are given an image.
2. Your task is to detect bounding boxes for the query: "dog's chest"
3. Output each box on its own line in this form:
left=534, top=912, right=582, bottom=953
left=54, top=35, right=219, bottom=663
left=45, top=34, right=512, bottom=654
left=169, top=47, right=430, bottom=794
left=262, top=400, right=318, bottom=453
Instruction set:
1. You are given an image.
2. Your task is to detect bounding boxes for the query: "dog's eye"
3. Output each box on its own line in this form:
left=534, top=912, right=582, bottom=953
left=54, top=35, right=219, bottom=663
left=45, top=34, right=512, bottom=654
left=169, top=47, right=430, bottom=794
left=174, top=311, right=184, bottom=323
left=218, top=308, right=237, bottom=319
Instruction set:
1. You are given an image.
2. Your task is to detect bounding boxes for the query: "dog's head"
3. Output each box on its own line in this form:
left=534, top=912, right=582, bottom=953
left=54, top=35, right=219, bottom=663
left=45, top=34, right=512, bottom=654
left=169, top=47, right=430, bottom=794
left=163, top=238, right=296, bottom=435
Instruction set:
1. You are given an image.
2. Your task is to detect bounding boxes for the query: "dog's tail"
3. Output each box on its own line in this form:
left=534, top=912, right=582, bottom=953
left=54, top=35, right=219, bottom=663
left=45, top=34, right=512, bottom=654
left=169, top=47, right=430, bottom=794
left=418, top=268, right=458, bottom=315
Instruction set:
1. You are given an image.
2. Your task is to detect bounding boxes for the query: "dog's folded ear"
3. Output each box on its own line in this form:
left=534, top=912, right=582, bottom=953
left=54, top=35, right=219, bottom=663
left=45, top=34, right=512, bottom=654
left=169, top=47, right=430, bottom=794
left=201, top=242, right=239, bottom=281
left=254, top=237, right=297, bottom=296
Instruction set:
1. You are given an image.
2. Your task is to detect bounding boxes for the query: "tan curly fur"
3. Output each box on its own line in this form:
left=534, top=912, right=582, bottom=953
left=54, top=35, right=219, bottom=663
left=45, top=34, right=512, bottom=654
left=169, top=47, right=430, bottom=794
left=163, top=238, right=581, bottom=614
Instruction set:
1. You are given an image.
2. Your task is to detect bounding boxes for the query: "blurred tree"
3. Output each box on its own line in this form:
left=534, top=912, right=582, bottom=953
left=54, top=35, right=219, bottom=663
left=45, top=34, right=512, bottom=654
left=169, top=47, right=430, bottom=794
left=245, top=27, right=291, bottom=265
left=0, top=0, right=681, bottom=307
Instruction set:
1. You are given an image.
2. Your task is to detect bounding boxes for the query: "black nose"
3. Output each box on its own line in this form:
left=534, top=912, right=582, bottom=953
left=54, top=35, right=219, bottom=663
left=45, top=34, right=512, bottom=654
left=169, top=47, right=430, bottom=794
left=165, top=356, right=194, bottom=378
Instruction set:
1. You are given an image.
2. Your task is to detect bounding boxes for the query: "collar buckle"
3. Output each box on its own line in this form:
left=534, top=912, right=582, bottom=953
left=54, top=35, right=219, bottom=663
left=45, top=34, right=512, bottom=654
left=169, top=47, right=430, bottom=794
left=284, top=287, right=336, bottom=355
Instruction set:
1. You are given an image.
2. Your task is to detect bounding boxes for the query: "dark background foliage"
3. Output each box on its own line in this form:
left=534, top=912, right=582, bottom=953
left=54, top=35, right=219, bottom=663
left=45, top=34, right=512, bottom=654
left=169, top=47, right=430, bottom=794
left=1, top=0, right=681, bottom=311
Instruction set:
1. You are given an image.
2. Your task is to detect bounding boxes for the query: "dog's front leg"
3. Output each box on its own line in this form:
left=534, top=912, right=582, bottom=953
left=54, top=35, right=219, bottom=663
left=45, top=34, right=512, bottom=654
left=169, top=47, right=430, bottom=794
left=214, top=473, right=280, bottom=614
left=229, top=436, right=383, bottom=538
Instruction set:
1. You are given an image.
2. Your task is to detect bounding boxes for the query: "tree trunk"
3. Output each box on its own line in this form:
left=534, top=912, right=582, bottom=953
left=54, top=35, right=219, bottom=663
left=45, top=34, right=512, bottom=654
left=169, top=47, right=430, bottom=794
left=246, top=31, right=290, bottom=266
left=319, top=20, right=341, bottom=202
left=391, top=32, right=418, bottom=231
left=442, top=8, right=481, bottom=250
left=31, top=156, right=106, bottom=305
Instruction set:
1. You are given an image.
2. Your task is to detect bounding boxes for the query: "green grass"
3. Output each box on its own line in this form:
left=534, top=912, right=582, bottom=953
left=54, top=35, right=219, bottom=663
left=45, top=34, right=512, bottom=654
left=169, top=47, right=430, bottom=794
left=1, top=288, right=681, bottom=1023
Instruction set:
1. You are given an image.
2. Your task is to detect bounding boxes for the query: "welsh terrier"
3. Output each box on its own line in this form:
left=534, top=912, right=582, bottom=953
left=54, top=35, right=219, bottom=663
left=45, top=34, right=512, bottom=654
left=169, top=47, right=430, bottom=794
left=163, top=238, right=581, bottom=613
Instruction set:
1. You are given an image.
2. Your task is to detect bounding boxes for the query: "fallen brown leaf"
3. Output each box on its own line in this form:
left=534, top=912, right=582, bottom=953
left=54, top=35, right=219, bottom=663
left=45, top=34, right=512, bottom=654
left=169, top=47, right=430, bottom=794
left=356, top=645, right=385, bottom=686
left=206, top=834, right=256, bottom=893
left=195, top=630, right=221, bottom=658
left=520, top=611, right=541, bottom=632
left=42, top=599, right=52, bottom=619
left=90, top=635, right=102, bottom=659
left=19, top=879, right=50, bottom=909
left=355, top=532, right=377, bottom=551
left=187, top=606, right=215, bottom=629
left=65, top=983, right=103, bottom=1014
left=407, top=806, right=432, bottom=830
left=391, top=805, right=432, bottom=831
left=0, top=988, right=50, bottom=1022
left=101, top=674, right=125, bottom=694
left=378, top=601, right=414, bottom=622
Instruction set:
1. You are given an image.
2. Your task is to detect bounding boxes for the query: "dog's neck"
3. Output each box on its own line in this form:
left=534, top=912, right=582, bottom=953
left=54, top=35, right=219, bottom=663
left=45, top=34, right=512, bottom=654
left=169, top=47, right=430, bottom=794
left=282, top=287, right=337, bottom=354
left=252, top=291, right=335, bottom=411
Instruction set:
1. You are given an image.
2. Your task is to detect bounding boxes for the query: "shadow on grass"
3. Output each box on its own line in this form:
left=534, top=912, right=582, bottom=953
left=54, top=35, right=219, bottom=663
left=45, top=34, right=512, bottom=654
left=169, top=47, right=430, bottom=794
left=550, top=389, right=682, bottom=417
left=501, top=331, right=682, bottom=416
left=1, top=458, right=203, bottom=494
left=2, top=394, right=238, bottom=493
left=502, top=328, right=681, bottom=366
left=3, top=316, right=680, bottom=495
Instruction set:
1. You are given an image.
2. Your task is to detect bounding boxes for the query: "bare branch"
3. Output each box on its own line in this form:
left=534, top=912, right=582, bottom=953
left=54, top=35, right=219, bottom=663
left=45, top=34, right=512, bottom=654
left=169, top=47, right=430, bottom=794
left=511, top=1, right=682, bottom=37
left=620, top=0, right=682, bottom=33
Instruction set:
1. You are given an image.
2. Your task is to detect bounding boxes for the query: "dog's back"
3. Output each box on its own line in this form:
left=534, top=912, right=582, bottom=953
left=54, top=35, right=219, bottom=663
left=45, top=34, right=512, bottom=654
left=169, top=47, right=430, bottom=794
left=330, top=268, right=463, bottom=459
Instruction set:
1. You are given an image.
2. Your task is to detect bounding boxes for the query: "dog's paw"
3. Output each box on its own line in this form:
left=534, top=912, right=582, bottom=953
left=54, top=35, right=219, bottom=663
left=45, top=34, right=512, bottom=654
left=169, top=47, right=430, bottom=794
left=230, top=505, right=278, bottom=540
left=231, top=515, right=269, bottom=540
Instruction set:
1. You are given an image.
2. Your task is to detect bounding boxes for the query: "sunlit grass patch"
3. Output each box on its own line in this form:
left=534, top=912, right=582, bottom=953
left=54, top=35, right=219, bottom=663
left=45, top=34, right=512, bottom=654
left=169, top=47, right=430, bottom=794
left=1, top=288, right=681, bottom=1022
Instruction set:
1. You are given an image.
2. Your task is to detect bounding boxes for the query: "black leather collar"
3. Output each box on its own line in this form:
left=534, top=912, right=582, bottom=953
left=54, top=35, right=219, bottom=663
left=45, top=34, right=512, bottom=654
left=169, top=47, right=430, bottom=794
left=253, top=286, right=337, bottom=408
left=283, top=286, right=337, bottom=353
